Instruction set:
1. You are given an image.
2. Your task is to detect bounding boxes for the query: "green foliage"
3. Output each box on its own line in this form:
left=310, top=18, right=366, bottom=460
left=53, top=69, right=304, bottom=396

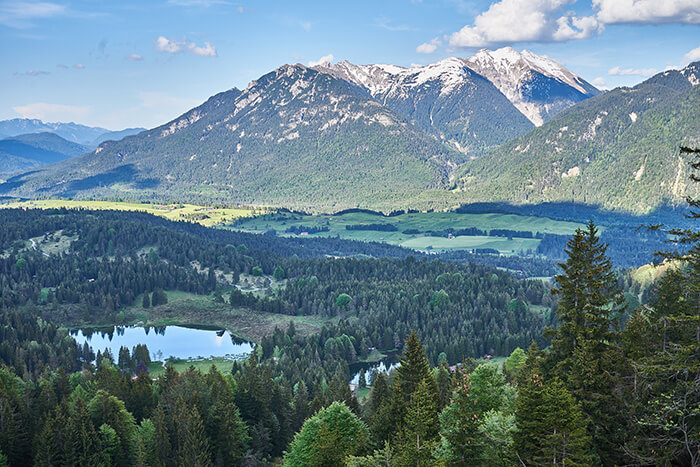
left=273, top=266, right=286, bottom=281
left=150, top=288, right=168, bottom=307
left=251, top=266, right=264, bottom=277
left=283, top=401, right=369, bottom=466
left=624, top=147, right=700, bottom=465
left=398, top=378, right=440, bottom=465
left=514, top=371, right=593, bottom=466
left=430, top=289, right=449, bottom=308
left=335, top=293, right=352, bottom=308
left=503, top=347, right=527, bottom=383
left=545, top=221, right=627, bottom=463
left=436, top=372, right=485, bottom=464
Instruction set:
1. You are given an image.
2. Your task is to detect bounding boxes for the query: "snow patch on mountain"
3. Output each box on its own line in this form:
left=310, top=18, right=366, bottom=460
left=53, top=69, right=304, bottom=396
left=465, top=47, right=600, bottom=126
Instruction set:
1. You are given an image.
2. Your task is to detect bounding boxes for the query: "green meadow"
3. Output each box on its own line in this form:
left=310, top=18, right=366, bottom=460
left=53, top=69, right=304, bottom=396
left=0, top=199, right=262, bottom=226
left=231, top=210, right=585, bottom=254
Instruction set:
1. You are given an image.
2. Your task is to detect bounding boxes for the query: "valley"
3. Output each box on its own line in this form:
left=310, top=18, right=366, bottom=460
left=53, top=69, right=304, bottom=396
left=1, top=7, right=699, bottom=462
left=230, top=209, right=585, bottom=254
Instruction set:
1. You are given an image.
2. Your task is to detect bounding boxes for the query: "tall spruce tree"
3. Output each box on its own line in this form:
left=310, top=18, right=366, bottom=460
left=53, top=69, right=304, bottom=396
left=546, top=220, right=627, bottom=463
left=399, top=378, right=440, bottom=466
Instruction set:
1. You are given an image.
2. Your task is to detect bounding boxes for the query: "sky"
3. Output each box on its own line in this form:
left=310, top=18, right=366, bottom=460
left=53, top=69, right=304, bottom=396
left=1, top=0, right=699, bottom=130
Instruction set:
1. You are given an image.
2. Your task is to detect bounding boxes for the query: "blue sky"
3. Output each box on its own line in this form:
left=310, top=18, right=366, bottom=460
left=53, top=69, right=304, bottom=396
left=1, top=0, right=699, bottom=130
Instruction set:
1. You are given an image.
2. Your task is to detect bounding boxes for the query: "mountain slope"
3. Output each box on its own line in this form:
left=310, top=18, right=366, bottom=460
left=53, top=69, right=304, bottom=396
left=465, top=47, right=601, bottom=126
left=0, top=65, right=459, bottom=211
left=457, top=62, right=700, bottom=213
left=316, top=58, right=534, bottom=155
left=0, top=132, right=88, bottom=175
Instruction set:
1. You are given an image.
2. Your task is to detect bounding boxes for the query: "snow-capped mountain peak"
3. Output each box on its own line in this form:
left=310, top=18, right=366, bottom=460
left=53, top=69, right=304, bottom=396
left=465, top=47, right=601, bottom=126
left=316, top=57, right=474, bottom=97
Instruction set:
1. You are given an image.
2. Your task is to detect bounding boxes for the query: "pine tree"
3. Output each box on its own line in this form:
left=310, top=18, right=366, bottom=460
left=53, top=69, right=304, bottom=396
left=68, top=398, right=101, bottom=466
left=436, top=371, right=485, bottom=464
left=399, top=378, right=440, bottom=466
left=545, top=221, right=627, bottom=463
left=178, top=403, right=212, bottom=467
left=514, top=369, right=593, bottom=466
left=394, top=331, right=432, bottom=401
left=152, top=404, right=172, bottom=466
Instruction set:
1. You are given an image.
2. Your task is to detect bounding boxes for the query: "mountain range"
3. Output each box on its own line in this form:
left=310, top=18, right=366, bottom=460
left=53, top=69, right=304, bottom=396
left=0, top=118, right=145, bottom=148
left=1, top=49, right=697, bottom=213
left=0, top=133, right=88, bottom=175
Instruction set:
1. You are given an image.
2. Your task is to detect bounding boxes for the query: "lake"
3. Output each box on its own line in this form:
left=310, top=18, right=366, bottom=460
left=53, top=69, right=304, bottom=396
left=70, top=325, right=254, bottom=361
left=350, top=357, right=400, bottom=385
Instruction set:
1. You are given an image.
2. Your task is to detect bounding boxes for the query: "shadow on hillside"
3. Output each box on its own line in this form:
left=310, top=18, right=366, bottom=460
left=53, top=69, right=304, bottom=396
left=455, top=201, right=691, bottom=228
left=36, top=164, right=160, bottom=196
left=0, top=170, right=42, bottom=194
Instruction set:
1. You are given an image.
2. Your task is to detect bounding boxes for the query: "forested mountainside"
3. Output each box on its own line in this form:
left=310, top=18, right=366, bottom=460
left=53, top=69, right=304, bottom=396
left=457, top=62, right=700, bottom=213
left=0, top=65, right=462, bottom=211
left=0, top=133, right=88, bottom=175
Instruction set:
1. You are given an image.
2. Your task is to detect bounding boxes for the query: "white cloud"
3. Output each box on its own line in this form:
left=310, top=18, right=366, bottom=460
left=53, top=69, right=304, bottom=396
left=448, top=0, right=601, bottom=47
left=442, top=0, right=700, bottom=49
left=126, top=54, right=143, bottom=61
left=416, top=37, right=441, bottom=54
left=592, top=76, right=606, bottom=86
left=154, top=36, right=217, bottom=57
left=308, top=53, right=334, bottom=67
left=300, top=21, right=312, bottom=31
left=608, top=66, right=657, bottom=76
left=593, top=0, right=700, bottom=24
left=13, top=102, right=90, bottom=122
left=0, top=1, right=66, bottom=28
left=237, top=6, right=244, bottom=13
left=56, top=63, right=68, bottom=68
left=73, top=63, right=84, bottom=69
left=685, top=45, right=700, bottom=62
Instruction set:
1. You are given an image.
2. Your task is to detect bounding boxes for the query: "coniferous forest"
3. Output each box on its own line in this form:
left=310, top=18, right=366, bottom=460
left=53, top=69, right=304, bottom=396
left=0, top=149, right=695, bottom=465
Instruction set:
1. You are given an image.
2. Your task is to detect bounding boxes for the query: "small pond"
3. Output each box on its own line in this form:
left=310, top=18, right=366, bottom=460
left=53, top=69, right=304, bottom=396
left=70, top=325, right=254, bottom=361
left=350, top=357, right=400, bottom=385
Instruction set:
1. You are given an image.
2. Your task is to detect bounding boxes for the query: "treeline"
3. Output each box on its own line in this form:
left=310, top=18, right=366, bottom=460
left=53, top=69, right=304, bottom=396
left=439, top=250, right=560, bottom=277
left=536, top=226, right=669, bottom=268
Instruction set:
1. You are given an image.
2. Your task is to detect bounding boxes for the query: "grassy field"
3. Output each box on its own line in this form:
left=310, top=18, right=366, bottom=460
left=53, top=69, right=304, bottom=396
left=0, top=199, right=263, bottom=226
left=147, top=357, right=237, bottom=377
left=120, top=290, right=329, bottom=343
left=400, top=235, right=540, bottom=253
left=230, top=210, right=585, bottom=254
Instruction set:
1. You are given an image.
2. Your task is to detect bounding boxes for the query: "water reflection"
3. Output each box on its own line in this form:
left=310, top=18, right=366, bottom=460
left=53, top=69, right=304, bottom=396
left=70, top=325, right=254, bottom=361
left=350, top=358, right=400, bottom=385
